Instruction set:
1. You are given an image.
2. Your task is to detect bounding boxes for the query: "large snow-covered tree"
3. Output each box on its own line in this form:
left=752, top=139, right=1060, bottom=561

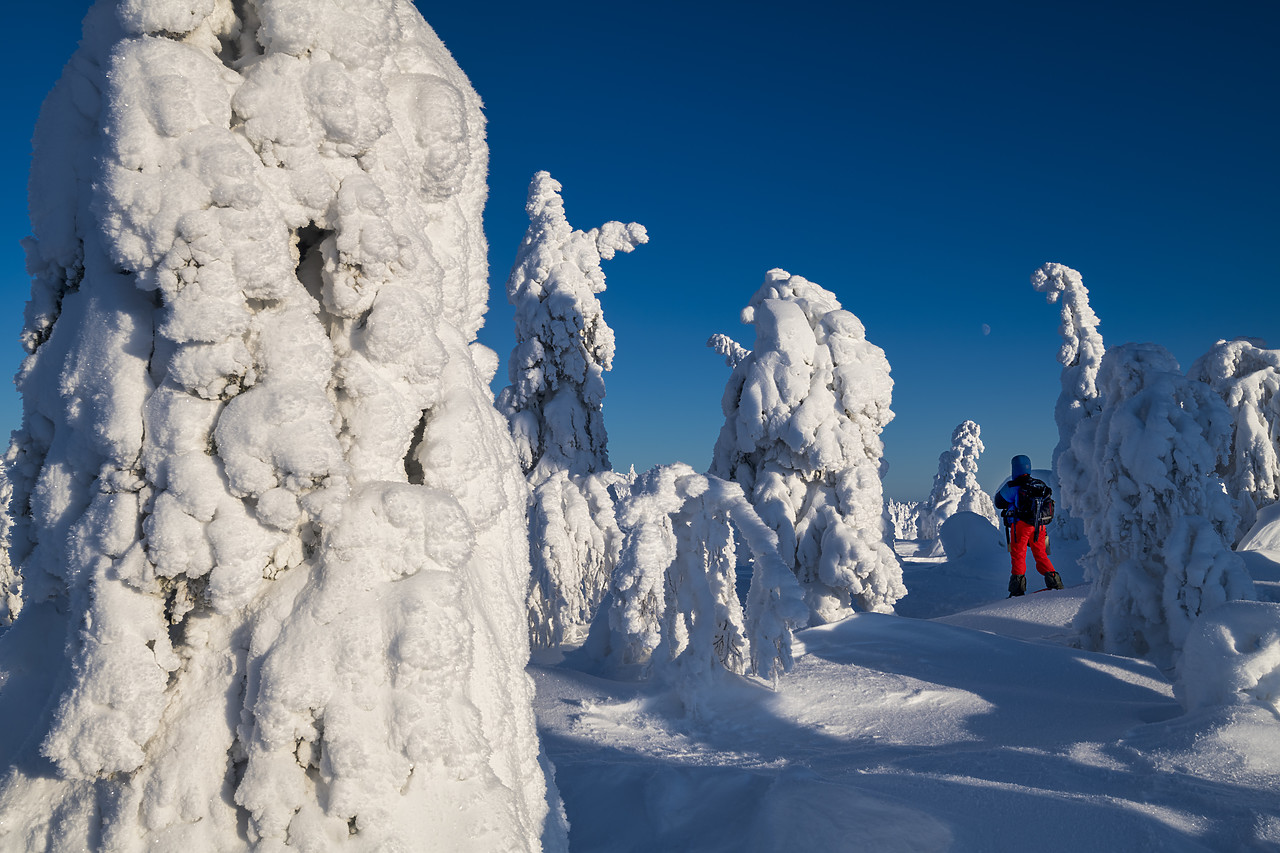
left=0, top=2, right=560, bottom=850
left=1031, top=262, right=1104, bottom=540
left=497, top=172, right=644, bottom=649
left=1071, top=343, right=1255, bottom=673
left=710, top=269, right=904, bottom=624
left=917, top=420, right=1000, bottom=545
left=1188, top=337, right=1280, bottom=543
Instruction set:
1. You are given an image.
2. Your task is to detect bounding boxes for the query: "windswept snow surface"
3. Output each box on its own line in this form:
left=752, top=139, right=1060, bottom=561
left=532, top=536, right=1280, bottom=852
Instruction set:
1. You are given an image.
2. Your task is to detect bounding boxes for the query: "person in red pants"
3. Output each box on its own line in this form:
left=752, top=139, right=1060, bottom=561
left=993, top=455, right=1063, bottom=596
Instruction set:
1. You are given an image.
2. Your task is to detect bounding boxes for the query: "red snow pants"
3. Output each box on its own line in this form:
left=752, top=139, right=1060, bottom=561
left=1008, top=519, right=1055, bottom=577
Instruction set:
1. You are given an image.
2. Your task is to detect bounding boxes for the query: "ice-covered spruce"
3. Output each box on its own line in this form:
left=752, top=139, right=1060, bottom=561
left=916, top=420, right=999, bottom=551
left=497, top=172, right=644, bottom=650
left=1031, top=262, right=1105, bottom=541
left=0, top=1, right=560, bottom=850
left=1188, top=337, right=1280, bottom=544
left=709, top=269, right=904, bottom=625
left=1071, top=343, right=1255, bottom=674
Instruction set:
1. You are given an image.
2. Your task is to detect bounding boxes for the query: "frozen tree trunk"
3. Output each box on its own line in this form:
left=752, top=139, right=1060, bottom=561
left=576, top=464, right=807, bottom=710
left=710, top=269, right=905, bottom=624
left=917, top=420, right=1000, bottom=548
left=1188, top=337, right=1280, bottom=544
left=1031, top=262, right=1105, bottom=541
left=497, top=172, right=645, bottom=649
left=0, top=2, right=560, bottom=851
left=1071, top=343, right=1255, bottom=674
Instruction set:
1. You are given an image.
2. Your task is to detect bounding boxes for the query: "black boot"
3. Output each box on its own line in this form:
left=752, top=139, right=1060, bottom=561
left=1044, top=571, right=1064, bottom=590
left=1008, top=574, right=1026, bottom=597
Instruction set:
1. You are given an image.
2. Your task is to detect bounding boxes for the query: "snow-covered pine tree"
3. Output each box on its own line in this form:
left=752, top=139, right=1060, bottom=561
left=1188, top=337, right=1280, bottom=543
left=1071, top=343, right=1255, bottom=673
left=578, top=464, right=807, bottom=708
left=710, top=269, right=905, bottom=624
left=0, top=2, right=560, bottom=850
left=497, top=172, right=645, bottom=649
left=1031, top=262, right=1104, bottom=540
left=917, top=420, right=1000, bottom=545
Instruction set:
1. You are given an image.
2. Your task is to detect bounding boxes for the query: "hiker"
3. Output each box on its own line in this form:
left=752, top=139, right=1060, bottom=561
left=993, top=455, right=1063, bottom=597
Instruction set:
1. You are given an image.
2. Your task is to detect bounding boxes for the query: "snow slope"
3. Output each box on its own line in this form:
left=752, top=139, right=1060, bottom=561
left=531, top=539, right=1280, bottom=852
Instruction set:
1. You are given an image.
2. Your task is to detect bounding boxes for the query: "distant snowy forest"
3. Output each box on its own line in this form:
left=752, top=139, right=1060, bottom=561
left=0, top=1, right=1276, bottom=851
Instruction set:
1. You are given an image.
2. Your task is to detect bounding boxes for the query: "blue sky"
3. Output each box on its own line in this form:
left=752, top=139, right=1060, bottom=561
left=2, top=1, right=1277, bottom=500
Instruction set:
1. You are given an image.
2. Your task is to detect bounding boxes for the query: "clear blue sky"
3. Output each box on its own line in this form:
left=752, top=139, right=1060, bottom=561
left=2, top=1, right=1277, bottom=500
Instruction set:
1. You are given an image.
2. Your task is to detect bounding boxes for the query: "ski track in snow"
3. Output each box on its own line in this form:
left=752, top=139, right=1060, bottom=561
left=532, top=539, right=1280, bottom=852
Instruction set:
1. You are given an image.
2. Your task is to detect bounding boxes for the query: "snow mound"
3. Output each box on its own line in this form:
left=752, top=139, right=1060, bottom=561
left=1239, top=502, right=1280, bottom=552
left=1178, top=600, right=1280, bottom=714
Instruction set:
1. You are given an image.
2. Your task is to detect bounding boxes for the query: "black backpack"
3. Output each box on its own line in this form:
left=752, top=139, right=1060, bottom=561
left=1003, top=477, right=1055, bottom=540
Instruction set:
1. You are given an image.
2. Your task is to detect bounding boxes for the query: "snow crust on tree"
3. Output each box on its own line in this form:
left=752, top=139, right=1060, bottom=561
left=1188, top=337, right=1280, bottom=543
left=1032, top=262, right=1104, bottom=541
left=916, top=420, right=999, bottom=549
left=1071, top=343, right=1255, bottom=673
left=575, top=464, right=808, bottom=706
left=886, top=499, right=920, bottom=541
left=496, top=172, right=645, bottom=650
left=0, top=456, right=16, bottom=625
left=0, top=2, right=559, bottom=850
left=525, top=469, right=630, bottom=648
left=1177, top=600, right=1280, bottom=715
left=710, top=269, right=904, bottom=624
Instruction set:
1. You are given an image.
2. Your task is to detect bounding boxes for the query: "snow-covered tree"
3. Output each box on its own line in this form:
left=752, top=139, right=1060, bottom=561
left=0, top=3, right=560, bottom=850
left=525, top=468, right=629, bottom=648
left=1188, top=337, right=1280, bottom=543
left=497, top=172, right=645, bottom=649
left=577, top=464, right=807, bottom=708
left=1072, top=343, right=1255, bottom=673
left=917, top=420, right=1000, bottom=545
left=710, top=269, right=905, bottom=624
left=497, top=171, right=646, bottom=481
left=886, top=499, right=921, bottom=540
left=1032, top=262, right=1105, bottom=540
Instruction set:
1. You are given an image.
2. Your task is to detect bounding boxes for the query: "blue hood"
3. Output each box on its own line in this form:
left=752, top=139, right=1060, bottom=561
left=1011, top=455, right=1032, bottom=479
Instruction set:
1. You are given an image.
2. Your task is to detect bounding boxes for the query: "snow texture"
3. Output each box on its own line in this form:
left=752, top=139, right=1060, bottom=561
left=916, top=420, right=1000, bottom=553
left=710, top=269, right=905, bottom=624
left=1032, top=262, right=1104, bottom=541
left=496, top=172, right=645, bottom=650
left=1177, top=600, right=1280, bottom=715
left=0, top=2, right=558, bottom=850
left=575, top=464, right=808, bottom=706
left=1188, top=337, right=1280, bottom=543
left=1240, top=503, right=1280, bottom=553
left=1071, top=343, right=1255, bottom=673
